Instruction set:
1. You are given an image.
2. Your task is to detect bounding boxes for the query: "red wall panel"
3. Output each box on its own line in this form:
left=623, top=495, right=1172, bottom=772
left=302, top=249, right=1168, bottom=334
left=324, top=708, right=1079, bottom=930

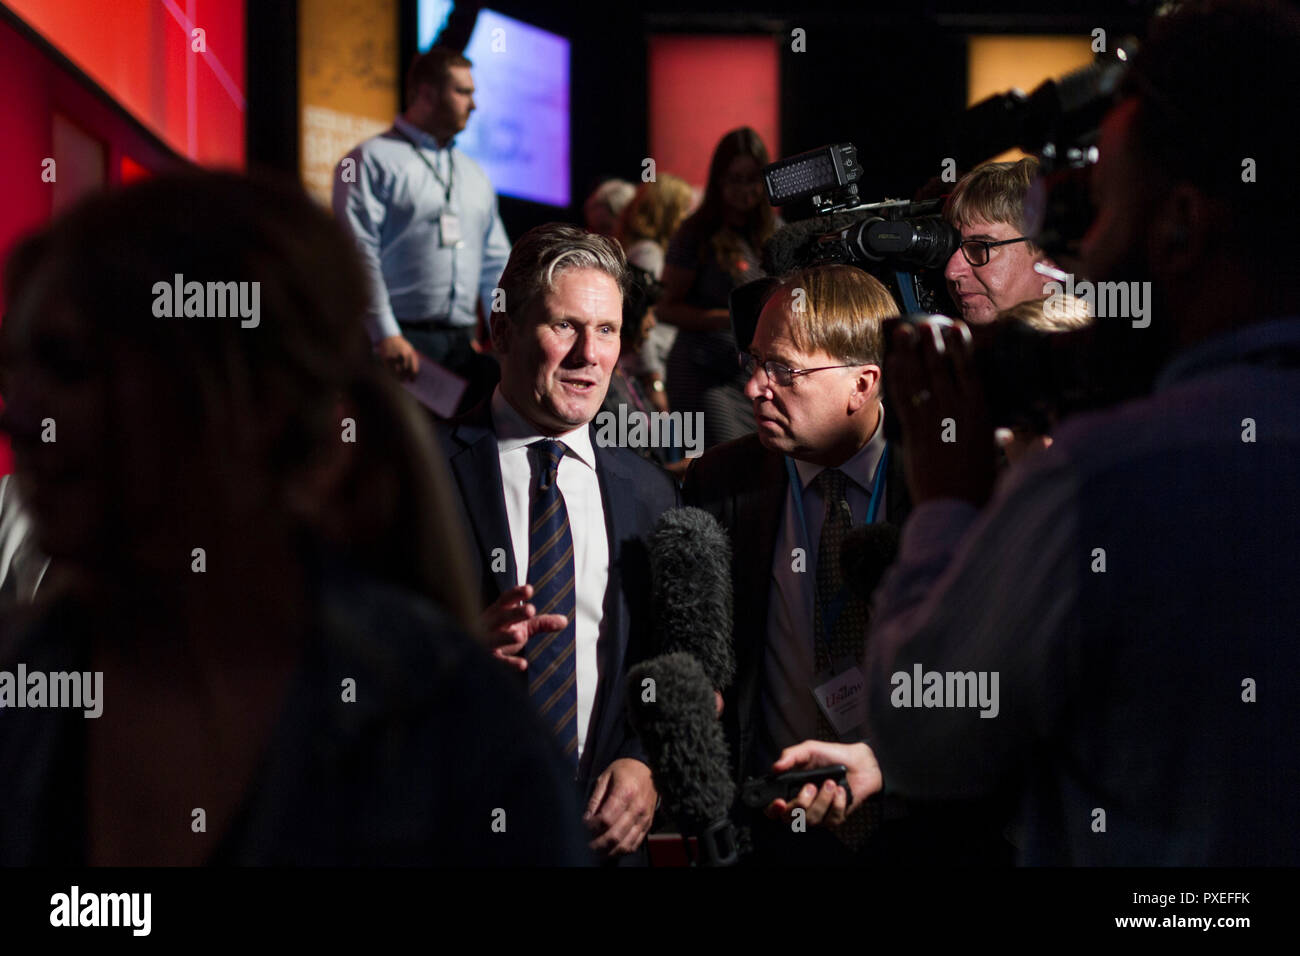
left=648, top=35, right=780, bottom=191
left=0, top=12, right=184, bottom=474
left=2, top=0, right=245, bottom=167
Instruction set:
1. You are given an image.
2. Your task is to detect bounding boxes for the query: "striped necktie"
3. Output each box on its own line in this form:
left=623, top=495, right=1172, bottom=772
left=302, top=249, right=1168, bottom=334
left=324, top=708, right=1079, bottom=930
left=525, top=439, right=579, bottom=770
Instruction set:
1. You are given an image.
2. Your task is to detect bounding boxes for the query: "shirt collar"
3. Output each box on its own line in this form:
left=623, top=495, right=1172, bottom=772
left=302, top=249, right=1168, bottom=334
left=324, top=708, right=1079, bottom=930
left=393, top=115, right=454, bottom=152
left=1155, top=316, right=1300, bottom=391
left=792, top=403, right=886, bottom=493
left=491, top=386, right=597, bottom=470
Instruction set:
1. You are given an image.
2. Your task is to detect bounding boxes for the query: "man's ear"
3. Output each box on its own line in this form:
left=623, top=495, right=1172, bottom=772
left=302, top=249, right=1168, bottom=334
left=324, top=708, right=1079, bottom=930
left=848, top=364, right=882, bottom=412
left=1151, top=183, right=1215, bottom=277
left=406, top=82, right=428, bottom=115
left=489, top=311, right=512, bottom=354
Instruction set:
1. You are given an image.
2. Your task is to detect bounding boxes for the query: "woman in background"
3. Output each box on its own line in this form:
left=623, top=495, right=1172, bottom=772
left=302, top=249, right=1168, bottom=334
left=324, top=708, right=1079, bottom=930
left=617, top=172, right=695, bottom=413
left=658, top=127, right=777, bottom=449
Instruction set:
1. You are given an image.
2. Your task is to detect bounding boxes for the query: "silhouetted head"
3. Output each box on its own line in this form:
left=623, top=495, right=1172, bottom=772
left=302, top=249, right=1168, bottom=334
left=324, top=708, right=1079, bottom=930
left=1, top=171, right=474, bottom=623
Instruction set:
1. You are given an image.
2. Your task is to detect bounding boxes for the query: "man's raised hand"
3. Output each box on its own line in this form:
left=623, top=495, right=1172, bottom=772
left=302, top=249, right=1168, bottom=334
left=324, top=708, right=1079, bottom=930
left=480, top=584, right=570, bottom=672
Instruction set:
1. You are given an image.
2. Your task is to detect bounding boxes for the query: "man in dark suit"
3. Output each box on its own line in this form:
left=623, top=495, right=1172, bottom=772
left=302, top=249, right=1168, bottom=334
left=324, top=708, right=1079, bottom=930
left=435, top=223, right=678, bottom=864
left=683, top=264, right=911, bottom=864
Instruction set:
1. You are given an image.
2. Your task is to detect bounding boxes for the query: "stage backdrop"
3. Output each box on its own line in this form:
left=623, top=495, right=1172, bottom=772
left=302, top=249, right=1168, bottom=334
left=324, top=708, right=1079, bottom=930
left=2, top=0, right=245, bottom=167
left=648, top=35, right=780, bottom=194
left=967, top=35, right=1095, bottom=163
left=299, top=0, right=399, bottom=206
left=0, top=0, right=245, bottom=473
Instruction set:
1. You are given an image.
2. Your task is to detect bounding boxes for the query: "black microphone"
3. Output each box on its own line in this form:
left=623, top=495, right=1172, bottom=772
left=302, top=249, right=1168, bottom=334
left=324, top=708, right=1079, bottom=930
left=626, top=653, right=739, bottom=866
left=649, top=507, right=736, bottom=692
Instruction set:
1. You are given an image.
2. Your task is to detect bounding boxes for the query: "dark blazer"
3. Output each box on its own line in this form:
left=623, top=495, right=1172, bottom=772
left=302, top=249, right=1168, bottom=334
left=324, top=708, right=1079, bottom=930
left=683, top=434, right=1017, bottom=866
left=434, top=400, right=680, bottom=803
left=680, top=432, right=911, bottom=787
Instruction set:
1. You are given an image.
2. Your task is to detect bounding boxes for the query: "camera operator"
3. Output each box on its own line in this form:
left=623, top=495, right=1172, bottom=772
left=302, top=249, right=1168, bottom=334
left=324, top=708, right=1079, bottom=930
left=943, top=158, right=1066, bottom=325
left=864, top=0, right=1300, bottom=865
left=993, top=297, right=1093, bottom=466
left=682, top=265, right=900, bottom=865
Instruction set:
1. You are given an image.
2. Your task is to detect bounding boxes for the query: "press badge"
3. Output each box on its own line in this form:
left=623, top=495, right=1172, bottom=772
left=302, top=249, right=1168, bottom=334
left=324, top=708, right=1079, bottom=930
left=811, top=666, right=868, bottom=740
left=439, top=213, right=463, bottom=247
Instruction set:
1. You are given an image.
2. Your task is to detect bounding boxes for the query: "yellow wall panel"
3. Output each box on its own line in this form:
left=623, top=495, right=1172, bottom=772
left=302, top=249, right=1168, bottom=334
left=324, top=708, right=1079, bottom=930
left=299, top=0, right=398, bottom=203
left=967, top=35, right=1096, bottom=163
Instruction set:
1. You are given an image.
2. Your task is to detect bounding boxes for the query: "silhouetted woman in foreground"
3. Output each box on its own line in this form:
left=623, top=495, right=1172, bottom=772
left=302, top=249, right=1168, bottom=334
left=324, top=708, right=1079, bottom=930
left=0, top=173, right=588, bottom=865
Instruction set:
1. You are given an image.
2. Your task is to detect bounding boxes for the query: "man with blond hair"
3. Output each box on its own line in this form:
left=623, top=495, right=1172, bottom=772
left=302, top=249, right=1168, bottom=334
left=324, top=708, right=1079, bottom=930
left=683, top=264, right=910, bottom=864
left=943, top=157, right=1063, bottom=325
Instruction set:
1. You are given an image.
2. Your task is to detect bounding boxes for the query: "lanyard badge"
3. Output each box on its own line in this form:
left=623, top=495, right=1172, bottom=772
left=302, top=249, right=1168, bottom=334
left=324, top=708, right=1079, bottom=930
left=394, top=126, right=461, bottom=247
left=787, top=446, right=889, bottom=741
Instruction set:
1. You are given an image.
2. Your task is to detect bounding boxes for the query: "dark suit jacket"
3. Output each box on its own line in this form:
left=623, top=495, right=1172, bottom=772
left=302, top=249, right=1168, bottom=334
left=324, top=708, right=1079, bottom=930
left=683, top=433, right=1016, bottom=866
left=680, top=432, right=911, bottom=789
left=435, top=400, right=679, bottom=803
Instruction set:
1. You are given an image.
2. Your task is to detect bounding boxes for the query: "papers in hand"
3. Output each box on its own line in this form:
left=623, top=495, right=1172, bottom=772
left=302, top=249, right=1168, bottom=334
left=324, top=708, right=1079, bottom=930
left=400, top=357, right=468, bottom=419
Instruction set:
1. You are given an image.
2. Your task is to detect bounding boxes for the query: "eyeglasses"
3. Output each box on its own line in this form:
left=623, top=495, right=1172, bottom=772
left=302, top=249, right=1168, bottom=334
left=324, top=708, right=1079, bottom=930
left=958, top=236, right=1030, bottom=267
left=739, top=352, right=860, bottom=388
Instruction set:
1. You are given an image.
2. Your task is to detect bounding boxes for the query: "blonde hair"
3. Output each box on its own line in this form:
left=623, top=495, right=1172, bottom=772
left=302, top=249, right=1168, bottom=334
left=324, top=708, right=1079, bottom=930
left=771, top=264, right=899, bottom=365
left=946, top=157, right=1040, bottom=235
left=998, top=295, right=1093, bottom=332
left=618, top=174, right=694, bottom=250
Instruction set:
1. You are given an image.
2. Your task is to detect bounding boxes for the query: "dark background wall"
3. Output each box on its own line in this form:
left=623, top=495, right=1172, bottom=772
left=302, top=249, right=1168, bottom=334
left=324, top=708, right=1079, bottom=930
left=250, top=0, right=1150, bottom=238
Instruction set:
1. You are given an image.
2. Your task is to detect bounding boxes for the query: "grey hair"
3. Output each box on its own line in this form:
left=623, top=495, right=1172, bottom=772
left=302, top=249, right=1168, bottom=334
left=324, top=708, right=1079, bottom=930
left=584, top=179, right=636, bottom=219
left=498, top=222, right=627, bottom=323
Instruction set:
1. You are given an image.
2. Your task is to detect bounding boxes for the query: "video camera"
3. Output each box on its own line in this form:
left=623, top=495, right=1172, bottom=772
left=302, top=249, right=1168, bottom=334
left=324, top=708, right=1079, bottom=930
left=758, top=144, right=959, bottom=316
left=732, top=34, right=1158, bottom=437
left=955, top=37, right=1136, bottom=271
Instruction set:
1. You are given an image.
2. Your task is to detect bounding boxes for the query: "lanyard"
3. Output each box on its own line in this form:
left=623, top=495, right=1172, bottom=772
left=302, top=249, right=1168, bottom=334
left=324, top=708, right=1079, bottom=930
left=785, top=444, right=889, bottom=663
left=393, top=126, right=454, bottom=202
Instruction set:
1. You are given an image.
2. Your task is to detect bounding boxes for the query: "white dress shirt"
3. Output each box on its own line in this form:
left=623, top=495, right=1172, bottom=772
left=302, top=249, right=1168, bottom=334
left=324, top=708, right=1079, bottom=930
left=758, top=407, right=888, bottom=764
left=491, top=388, right=609, bottom=759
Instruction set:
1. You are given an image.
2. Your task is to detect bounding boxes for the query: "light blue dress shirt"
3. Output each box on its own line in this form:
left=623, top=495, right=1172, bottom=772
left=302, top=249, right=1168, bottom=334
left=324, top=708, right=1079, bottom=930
left=333, top=115, right=511, bottom=342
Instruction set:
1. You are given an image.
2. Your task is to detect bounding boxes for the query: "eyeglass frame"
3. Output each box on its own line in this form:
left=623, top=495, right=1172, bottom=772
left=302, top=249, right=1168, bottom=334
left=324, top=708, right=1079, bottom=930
left=957, top=235, right=1031, bottom=267
left=739, top=351, right=865, bottom=388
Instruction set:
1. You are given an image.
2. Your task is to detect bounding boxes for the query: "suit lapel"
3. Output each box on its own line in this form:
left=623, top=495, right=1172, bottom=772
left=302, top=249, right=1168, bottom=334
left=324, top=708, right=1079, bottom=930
left=732, top=443, right=789, bottom=779
left=726, top=439, right=905, bottom=782
left=592, top=432, right=635, bottom=597
left=445, top=403, right=517, bottom=598
left=884, top=440, right=913, bottom=529
left=582, top=433, right=635, bottom=785
left=744, top=446, right=788, bottom=633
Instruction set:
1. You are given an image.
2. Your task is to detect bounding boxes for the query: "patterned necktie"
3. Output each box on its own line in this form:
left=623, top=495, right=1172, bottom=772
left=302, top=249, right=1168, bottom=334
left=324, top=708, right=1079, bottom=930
left=525, top=439, right=579, bottom=771
left=812, top=466, right=881, bottom=850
